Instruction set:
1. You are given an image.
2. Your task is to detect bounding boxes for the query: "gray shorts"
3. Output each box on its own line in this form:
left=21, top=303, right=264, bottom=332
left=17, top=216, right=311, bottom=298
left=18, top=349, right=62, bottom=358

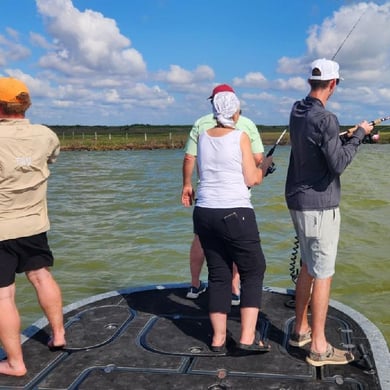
left=289, top=208, right=340, bottom=279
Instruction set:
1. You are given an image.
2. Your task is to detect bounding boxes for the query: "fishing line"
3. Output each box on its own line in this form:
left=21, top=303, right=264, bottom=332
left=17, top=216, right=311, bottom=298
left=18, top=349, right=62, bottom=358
left=332, top=7, right=368, bottom=60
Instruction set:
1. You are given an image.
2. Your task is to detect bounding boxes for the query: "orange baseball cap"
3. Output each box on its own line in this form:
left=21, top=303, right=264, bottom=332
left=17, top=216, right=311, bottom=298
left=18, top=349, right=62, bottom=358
left=0, top=77, right=30, bottom=103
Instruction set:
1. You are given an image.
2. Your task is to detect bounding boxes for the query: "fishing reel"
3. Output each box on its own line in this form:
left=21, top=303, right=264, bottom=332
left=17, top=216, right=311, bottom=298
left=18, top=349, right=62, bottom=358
left=264, top=128, right=287, bottom=177
left=265, top=162, right=276, bottom=176
left=340, top=116, right=389, bottom=144
left=362, top=132, right=380, bottom=144
left=340, top=129, right=380, bottom=145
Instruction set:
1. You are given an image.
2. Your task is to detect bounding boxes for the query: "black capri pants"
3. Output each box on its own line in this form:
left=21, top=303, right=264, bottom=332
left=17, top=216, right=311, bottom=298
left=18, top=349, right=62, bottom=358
left=193, top=206, right=266, bottom=313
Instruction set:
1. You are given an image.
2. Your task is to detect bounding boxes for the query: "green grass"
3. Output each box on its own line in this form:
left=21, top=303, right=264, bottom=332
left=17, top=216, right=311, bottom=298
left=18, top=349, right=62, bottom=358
left=50, top=124, right=390, bottom=151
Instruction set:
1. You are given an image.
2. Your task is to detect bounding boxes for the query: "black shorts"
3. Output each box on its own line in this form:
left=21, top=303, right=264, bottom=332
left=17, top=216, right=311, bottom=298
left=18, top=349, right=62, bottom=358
left=0, top=232, right=54, bottom=288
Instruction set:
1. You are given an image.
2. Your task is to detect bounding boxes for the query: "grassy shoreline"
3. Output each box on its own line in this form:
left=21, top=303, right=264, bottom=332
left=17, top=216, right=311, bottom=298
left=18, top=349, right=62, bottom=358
left=51, top=125, right=390, bottom=151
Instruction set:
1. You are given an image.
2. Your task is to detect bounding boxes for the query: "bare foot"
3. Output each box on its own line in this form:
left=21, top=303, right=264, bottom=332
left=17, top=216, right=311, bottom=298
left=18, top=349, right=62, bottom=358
left=0, top=360, right=27, bottom=376
left=47, top=335, right=66, bottom=350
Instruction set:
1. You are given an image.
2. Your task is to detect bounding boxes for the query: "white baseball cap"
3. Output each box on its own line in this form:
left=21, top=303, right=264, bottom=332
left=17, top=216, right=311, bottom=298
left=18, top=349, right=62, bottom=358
left=309, top=58, right=341, bottom=81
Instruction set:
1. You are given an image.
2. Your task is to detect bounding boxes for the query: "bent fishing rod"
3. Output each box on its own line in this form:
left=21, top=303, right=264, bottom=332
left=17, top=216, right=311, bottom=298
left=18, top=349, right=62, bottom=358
left=267, top=8, right=368, bottom=178
left=265, top=128, right=287, bottom=176
left=332, top=7, right=367, bottom=61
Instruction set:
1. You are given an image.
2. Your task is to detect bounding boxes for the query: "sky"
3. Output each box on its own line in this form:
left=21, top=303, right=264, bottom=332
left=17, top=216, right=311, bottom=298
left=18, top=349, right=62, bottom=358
left=1, top=0, right=390, bottom=126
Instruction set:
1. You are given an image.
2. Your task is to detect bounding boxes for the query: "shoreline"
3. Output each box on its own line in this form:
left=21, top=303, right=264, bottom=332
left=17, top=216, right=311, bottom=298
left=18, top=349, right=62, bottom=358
left=52, top=125, right=389, bottom=151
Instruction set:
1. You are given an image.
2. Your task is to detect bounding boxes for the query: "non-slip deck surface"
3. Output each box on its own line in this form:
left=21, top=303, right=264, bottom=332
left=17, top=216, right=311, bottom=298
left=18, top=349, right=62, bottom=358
left=0, top=285, right=387, bottom=389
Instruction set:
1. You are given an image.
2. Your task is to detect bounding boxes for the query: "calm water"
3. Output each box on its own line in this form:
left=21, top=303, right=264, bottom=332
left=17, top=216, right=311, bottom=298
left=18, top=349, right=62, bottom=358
left=15, top=145, right=390, bottom=346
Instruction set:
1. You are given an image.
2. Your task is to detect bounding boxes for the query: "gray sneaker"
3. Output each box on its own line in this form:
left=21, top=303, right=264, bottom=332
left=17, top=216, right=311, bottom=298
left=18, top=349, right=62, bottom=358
left=231, top=293, right=240, bottom=306
left=306, top=343, right=354, bottom=366
left=289, top=329, right=312, bottom=347
left=186, top=281, right=207, bottom=299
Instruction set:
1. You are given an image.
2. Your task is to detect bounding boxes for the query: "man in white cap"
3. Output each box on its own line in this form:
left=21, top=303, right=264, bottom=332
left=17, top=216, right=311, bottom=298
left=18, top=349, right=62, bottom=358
left=0, top=77, right=66, bottom=376
left=285, top=59, right=373, bottom=366
left=181, top=84, right=264, bottom=305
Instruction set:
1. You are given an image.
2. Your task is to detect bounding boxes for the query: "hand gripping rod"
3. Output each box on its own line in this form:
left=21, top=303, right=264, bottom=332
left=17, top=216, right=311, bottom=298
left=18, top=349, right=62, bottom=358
left=339, top=116, right=390, bottom=137
left=265, top=128, right=287, bottom=176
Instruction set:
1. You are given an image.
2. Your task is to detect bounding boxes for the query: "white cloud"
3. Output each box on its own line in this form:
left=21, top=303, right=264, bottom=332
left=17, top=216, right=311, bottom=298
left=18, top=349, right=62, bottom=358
left=305, top=3, right=390, bottom=81
left=5, top=27, right=20, bottom=40
left=276, top=57, right=307, bottom=76
left=274, top=77, right=307, bottom=91
left=36, top=0, right=146, bottom=76
left=30, top=32, right=55, bottom=50
left=1, top=0, right=389, bottom=126
left=242, top=91, right=275, bottom=101
left=266, top=2, right=390, bottom=124
left=233, top=72, right=268, bottom=88
left=0, top=29, right=31, bottom=64
left=155, top=64, right=214, bottom=85
left=157, top=65, right=193, bottom=84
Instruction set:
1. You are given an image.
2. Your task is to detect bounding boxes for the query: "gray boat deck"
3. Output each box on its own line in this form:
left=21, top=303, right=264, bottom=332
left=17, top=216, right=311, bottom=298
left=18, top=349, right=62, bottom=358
left=0, top=284, right=389, bottom=389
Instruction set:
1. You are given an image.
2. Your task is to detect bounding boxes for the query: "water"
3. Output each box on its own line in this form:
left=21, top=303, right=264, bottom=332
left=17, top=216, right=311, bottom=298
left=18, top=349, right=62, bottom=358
left=15, top=145, right=390, bottom=346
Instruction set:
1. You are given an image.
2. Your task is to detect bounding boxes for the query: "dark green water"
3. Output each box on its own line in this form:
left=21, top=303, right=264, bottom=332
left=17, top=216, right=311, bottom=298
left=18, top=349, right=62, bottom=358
left=15, top=145, right=390, bottom=346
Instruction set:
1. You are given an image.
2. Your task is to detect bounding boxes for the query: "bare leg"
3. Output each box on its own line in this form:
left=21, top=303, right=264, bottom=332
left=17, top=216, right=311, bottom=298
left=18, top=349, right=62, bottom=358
left=190, top=234, right=205, bottom=288
left=0, top=284, right=27, bottom=376
left=310, top=276, right=332, bottom=354
left=26, top=268, right=66, bottom=348
left=231, top=263, right=240, bottom=295
left=239, top=307, right=260, bottom=345
left=293, top=263, right=313, bottom=335
left=209, top=312, right=227, bottom=347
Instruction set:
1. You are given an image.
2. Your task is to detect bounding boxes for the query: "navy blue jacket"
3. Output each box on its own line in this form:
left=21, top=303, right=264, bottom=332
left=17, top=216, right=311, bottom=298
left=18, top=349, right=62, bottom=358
left=285, top=96, right=365, bottom=211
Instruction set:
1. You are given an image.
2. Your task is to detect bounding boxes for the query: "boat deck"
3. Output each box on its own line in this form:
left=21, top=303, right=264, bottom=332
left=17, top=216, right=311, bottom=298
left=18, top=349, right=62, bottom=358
left=0, top=284, right=389, bottom=389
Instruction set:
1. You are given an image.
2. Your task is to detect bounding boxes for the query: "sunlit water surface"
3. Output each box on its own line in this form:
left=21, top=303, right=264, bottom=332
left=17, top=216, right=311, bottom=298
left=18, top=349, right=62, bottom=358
left=15, top=145, right=389, bottom=345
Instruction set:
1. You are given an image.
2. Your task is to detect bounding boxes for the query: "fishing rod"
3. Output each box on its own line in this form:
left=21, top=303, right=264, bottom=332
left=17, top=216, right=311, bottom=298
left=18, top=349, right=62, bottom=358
left=288, top=115, right=390, bottom=286
left=265, top=128, right=287, bottom=176
left=339, top=115, right=390, bottom=137
left=267, top=6, right=368, bottom=179
left=332, top=7, right=367, bottom=60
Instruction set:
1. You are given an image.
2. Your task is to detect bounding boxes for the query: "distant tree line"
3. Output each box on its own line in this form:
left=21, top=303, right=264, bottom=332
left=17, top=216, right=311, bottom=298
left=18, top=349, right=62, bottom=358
left=48, top=124, right=389, bottom=146
left=48, top=124, right=288, bottom=136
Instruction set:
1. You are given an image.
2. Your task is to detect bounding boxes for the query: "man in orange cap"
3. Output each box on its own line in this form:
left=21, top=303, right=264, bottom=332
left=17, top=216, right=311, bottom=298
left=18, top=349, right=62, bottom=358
left=0, top=77, right=66, bottom=376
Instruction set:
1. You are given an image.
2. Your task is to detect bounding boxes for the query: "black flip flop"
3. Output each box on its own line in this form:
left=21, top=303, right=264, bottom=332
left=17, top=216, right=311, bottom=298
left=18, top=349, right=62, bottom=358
left=47, top=339, right=66, bottom=352
left=236, top=341, right=271, bottom=353
left=210, top=343, right=227, bottom=353
left=209, top=330, right=235, bottom=354
left=235, top=331, right=271, bottom=355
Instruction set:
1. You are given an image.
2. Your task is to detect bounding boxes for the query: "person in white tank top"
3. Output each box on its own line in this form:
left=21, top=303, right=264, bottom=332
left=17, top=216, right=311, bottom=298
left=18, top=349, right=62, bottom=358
left=192, top=91, right=273, bottom=353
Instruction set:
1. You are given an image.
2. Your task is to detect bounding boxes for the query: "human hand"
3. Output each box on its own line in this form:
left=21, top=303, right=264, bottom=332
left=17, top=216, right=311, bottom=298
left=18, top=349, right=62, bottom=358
left=358, top=120, right=374, bottom=135
left=263, top=156, right=274, bottom=176
left=181, top=186, right=194, bottom=207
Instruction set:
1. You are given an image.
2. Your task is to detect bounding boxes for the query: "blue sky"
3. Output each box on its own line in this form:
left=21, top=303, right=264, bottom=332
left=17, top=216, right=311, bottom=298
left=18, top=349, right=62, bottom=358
left=1, top=0, right=390, bottom=126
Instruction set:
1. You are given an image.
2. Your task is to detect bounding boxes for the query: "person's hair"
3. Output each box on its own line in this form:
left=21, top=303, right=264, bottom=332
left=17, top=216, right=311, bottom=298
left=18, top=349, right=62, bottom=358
left=0, top=92, right=31, bottom=114
left=308, top=79, right=332, bottom=91
left=308, top=67, right=336, bottom=90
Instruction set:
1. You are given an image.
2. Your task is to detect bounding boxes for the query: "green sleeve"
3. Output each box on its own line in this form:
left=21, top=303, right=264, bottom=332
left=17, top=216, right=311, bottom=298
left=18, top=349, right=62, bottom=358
left=184, top=114, right=216, bottom=156
left=237, top=116, right=264, bottom=154
left=184, top=123, right=199, bottom=156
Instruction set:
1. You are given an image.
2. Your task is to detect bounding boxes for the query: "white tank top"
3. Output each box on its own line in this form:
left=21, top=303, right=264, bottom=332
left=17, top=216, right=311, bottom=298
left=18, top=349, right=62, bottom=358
left=196, top=129, right=252, bottom=209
